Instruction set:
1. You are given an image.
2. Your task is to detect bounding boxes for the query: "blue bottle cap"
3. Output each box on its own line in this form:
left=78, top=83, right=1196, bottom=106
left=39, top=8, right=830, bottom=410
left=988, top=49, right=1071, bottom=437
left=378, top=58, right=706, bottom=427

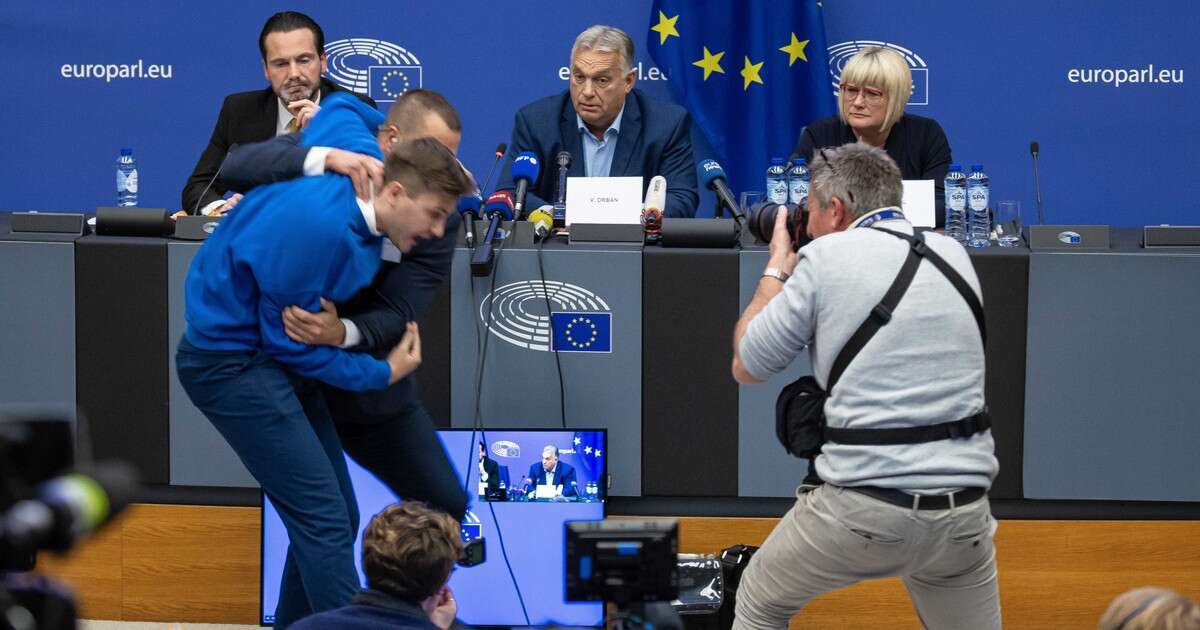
left=793, top=158, right=806, bottom=166
left=770, top=157, right=784, bottom=165
left=120, top=148, right=133, bottom=155
left=970, top=164, right=984, bottom=172
left=948, top=163, right=962, bottom=171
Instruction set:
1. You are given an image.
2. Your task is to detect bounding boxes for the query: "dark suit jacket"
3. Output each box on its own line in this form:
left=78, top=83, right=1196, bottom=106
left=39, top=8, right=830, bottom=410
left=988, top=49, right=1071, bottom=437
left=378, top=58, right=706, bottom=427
left=480, top=456, right=501, bottom=494
left=290, top=589, right=439, bottom=630
left=181, top=77, right=374, bottom=213
left=497, top=89, right=699, bottom=218
left=792, top=114, right=952, bottom=228
left=216, top=116, right=458, bottom=423
left=525, top=461, right=577, bottom=497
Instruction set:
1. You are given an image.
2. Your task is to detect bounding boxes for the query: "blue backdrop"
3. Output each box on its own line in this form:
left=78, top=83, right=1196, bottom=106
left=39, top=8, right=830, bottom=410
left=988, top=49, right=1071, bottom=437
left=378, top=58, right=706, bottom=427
left=1, top=1, right=1194, bottom=226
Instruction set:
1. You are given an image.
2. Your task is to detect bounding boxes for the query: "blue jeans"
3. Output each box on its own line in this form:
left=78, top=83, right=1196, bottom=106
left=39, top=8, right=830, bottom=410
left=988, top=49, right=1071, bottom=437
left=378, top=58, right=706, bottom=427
left=176, top=338, right=360, bottom=628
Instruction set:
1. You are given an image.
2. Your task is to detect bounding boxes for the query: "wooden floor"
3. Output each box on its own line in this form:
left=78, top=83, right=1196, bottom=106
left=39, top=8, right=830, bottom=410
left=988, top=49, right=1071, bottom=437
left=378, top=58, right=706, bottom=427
left=38, top=504, right=1200, bottom=628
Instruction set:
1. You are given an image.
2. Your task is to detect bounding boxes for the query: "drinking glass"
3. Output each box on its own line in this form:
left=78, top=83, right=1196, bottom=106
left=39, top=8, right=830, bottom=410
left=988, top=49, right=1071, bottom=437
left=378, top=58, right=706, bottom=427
left=739, top=191, right=764, bottom=219
left=994, top=200, right=1022, bottom=247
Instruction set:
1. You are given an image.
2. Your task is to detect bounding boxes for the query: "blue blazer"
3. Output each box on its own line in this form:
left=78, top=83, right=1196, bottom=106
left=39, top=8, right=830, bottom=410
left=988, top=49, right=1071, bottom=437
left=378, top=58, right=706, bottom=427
left=498, top=89, right=699, bottom=218
left=525, top=461, right=578, bottom=497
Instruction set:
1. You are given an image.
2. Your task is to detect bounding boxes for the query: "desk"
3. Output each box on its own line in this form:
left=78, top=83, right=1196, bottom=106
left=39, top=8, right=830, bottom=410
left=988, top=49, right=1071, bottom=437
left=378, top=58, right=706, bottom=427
left=2, top=213, right=1197, bottom=514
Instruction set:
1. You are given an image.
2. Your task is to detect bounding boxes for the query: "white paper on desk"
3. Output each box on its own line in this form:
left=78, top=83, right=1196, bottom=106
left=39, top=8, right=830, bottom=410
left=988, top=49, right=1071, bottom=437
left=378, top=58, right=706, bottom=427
left=535, top=484, right=560, bottom=500
left=901, top=179, right=936, bottom=228
left=565, top=176, right=644, bottom=225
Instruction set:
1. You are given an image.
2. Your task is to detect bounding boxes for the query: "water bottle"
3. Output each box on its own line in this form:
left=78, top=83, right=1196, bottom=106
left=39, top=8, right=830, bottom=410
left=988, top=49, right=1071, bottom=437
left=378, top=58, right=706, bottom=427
left=766, top=157, right=788, bottom=204
left=116, top=148, right=138, bottom=207
left=943, top=164, right=967, bottom=244
left=787, top=158, right=809, bottom=206
left=966, top=164, right=990, bottom=248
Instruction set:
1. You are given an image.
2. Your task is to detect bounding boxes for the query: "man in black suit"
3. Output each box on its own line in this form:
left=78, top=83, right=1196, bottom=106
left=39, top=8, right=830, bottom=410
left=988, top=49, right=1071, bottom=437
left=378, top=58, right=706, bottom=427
left=180, top=11, right=376, bottom=215
left=478, top=442, right=501, bottom=498
left=215, top=88, right=470, bottom=524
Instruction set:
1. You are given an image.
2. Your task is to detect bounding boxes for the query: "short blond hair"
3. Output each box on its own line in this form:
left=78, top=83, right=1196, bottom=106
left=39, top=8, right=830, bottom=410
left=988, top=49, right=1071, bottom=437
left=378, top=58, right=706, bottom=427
left=1099, top=587, right=1200, bottom=630
left=837, top=47, right=911, bottom=132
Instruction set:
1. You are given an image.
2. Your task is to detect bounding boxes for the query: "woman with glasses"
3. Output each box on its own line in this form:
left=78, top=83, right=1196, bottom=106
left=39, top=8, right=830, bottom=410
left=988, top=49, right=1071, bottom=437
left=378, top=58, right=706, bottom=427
left=792, top=46, right=953, bottom=227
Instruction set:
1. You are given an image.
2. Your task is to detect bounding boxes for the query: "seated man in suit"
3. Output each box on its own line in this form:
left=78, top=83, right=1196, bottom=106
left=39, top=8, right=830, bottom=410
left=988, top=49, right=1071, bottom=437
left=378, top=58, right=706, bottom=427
left=497, top=25, right=698, bottom=218
left=478, top=442, right=501, bottom=498
left=291, top=502, right=462, bottom=630
left=180, top=11, right=377, bottom=216
left=525, top=445, right=577, bottom=498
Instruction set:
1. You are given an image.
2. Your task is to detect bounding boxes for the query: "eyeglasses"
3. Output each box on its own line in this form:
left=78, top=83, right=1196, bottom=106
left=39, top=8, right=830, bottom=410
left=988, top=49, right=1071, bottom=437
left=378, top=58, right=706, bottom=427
left=839, top=82, right=886, bottom=105
left=818, top=148, right=855, bottom=205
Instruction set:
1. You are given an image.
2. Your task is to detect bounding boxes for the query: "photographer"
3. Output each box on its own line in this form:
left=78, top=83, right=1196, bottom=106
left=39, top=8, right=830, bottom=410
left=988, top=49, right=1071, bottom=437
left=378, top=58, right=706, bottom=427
left=730, top=143, right=1000, bottom=629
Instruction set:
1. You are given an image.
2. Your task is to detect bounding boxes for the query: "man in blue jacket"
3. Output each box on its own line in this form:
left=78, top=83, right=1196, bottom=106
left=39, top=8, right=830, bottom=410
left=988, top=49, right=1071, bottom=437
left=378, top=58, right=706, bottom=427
left=213, top=89, right=470, bottom=528
left=524, top=445, right=578, bottom=498
left=497, top=25, right=699, bottom=218
left=176, top=93, right=474, bottom=629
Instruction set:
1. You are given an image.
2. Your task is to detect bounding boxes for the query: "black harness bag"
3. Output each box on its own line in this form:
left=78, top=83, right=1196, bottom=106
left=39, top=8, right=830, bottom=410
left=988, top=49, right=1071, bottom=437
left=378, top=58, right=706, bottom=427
left=774, top=228, right=990, bottom=461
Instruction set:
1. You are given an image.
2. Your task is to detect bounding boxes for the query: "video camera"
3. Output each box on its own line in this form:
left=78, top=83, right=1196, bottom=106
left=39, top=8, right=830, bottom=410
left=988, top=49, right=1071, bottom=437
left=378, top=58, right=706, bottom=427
left=0, top=407, right=139, bottom=630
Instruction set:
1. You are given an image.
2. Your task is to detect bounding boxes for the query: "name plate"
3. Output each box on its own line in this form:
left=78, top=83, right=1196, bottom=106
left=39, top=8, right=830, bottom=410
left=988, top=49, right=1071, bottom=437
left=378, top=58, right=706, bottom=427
left=565, top=176, right=643, bottom=225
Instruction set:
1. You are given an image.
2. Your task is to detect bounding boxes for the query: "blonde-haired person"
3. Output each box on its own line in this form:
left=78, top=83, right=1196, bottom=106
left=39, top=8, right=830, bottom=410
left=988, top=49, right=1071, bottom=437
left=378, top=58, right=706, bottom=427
left=793, top=46, right=953, bottom=227
left=1099, top=587, right=1200, bottom=630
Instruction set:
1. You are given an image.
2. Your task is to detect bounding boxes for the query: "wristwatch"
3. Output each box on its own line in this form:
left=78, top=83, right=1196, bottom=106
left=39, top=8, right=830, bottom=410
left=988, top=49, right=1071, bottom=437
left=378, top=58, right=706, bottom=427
left=762, top=267, right=790, bottom=283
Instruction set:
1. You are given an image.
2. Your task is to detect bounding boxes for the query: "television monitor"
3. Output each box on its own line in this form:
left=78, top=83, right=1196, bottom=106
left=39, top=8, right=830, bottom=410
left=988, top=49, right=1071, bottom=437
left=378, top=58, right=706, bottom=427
left=261, top=428, right=607, bottom=626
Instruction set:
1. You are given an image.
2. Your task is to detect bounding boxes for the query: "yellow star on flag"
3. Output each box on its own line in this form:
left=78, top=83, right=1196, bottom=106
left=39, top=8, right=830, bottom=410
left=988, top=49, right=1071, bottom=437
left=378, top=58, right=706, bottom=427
left=779, top=33, right=810, bottom=66
left=650, top=11, right=680, bottom=45
left=741, top=56, right=764, bottom=90
left=692, top=46, right=725, bottom=81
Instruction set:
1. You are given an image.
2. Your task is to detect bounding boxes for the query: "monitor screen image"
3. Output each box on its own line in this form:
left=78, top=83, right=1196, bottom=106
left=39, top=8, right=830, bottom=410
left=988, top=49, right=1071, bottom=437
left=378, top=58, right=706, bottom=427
left=261, top=428, right=606, bottom=627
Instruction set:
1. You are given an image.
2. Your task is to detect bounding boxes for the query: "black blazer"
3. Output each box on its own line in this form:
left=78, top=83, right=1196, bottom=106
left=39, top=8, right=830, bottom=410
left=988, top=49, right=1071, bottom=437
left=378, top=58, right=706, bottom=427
left=181, top=78, right=374, bottom=213
left=214, top=112, right=457, bottom=424
left=497, top=89, right=699, bottom=218
left=792, top=114, right=952, bottom=228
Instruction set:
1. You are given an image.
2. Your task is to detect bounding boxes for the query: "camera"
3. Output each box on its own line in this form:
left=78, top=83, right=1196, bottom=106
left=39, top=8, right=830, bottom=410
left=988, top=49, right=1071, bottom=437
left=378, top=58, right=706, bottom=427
left=1, top=407, right=139, bottom=630
left=565, top=518, right=679, bottom=605
left=747, top=201, right=810, bottom=249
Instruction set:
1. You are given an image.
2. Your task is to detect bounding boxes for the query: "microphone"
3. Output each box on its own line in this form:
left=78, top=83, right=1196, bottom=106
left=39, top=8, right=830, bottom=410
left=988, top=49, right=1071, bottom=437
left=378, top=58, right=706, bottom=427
left=483, top=191, right=514, bottom=221
left=528, top=205, right=555, bottom=241
left=477, top=143, right=507, bottom=198
left=699, top=159, right=744, bottom=224
left=511, top=152, right=541, bottom=220
left=457, top=194, right=482, bottom=248
left=1029, top=141, right=1046, bottom=224
left=190, top=144, right=238, bottom=216
left=642, top=175, right=666, bottom=241
left=471, top=192, right=514, bottom=277
left=553, top=151, right=572, bottom=223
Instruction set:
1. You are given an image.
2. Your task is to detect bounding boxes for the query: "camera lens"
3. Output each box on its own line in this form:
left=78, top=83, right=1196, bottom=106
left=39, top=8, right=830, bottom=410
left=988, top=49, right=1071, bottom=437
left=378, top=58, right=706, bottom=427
left=748, top=201, right=808, bottom=249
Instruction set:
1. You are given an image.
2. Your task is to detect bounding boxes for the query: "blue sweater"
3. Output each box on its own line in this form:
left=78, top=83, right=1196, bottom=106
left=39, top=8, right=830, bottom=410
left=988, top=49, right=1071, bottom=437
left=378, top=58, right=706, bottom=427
left=183, top=93, right=392, bottom=391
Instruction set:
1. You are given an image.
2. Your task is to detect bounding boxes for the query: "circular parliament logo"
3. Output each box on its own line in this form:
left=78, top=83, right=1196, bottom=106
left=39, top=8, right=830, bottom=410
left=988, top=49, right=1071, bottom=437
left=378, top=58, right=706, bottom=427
left=479, top=281, right=611, bottom=352
left=323, top=38, right=423, bottom=104
left=827, top=40, right=929, bottom=105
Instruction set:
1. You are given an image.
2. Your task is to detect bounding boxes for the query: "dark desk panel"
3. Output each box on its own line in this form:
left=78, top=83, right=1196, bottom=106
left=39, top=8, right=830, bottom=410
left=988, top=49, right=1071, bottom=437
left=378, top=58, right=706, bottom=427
left=75, top=235, right=170, bottom=483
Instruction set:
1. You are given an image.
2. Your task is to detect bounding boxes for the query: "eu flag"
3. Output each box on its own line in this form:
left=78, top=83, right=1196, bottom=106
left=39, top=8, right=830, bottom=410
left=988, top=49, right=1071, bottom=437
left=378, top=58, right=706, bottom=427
left=550, top=312, right=612, bottom=353
left=647, top=1, right=837, bottom=196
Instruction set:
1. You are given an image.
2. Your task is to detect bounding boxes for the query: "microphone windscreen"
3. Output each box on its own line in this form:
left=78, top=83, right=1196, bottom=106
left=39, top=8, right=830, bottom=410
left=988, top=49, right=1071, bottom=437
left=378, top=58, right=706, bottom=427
left=1030, top=141, right=1039, bottom=155
left=528, top=207, right=554, bottom=230
left=556, top=150, right=572, bottom=168
left=494, top=143, right=507, bottom=156
left=484, top=190, right=514, bottom=221
left=644, top=175, right=667, bottom=213
left=698, top=159, right=727, bottom=189
left=457, top=194, right=482, bottom=216
left=512, top=152, right=541, bottom=184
